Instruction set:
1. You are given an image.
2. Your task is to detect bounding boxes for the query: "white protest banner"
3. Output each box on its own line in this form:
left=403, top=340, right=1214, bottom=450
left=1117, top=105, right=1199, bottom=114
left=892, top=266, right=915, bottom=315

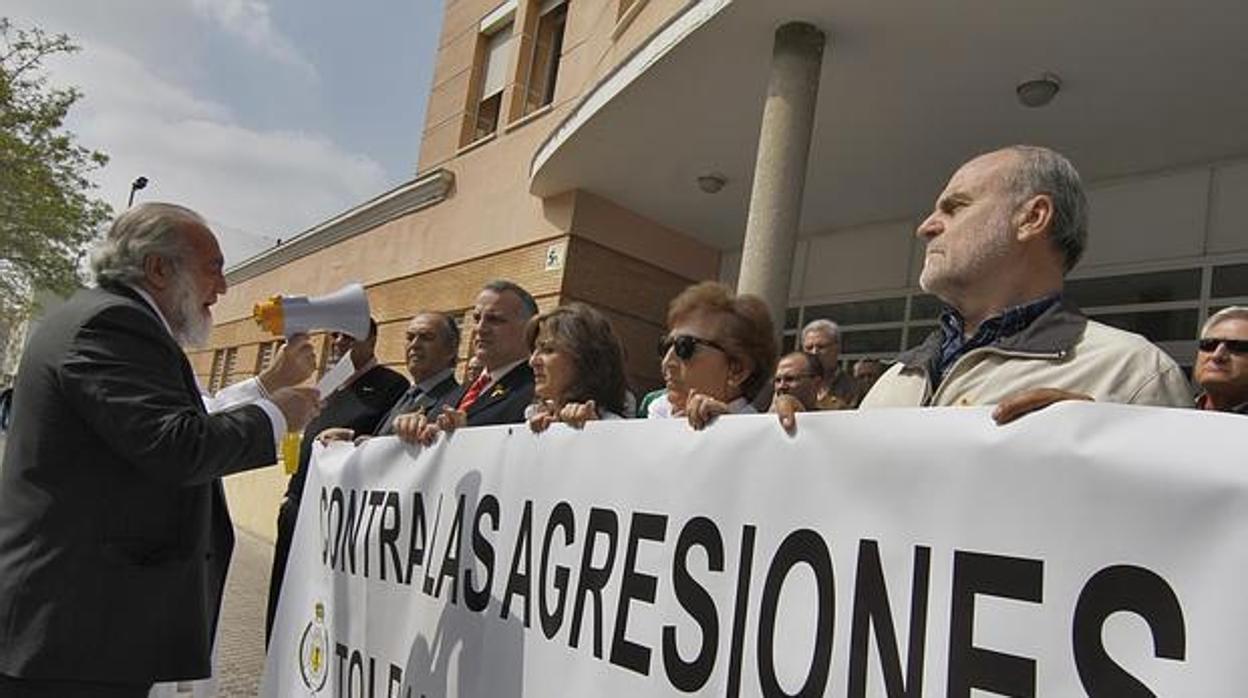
left=262, top=403, right=1248, bottom=697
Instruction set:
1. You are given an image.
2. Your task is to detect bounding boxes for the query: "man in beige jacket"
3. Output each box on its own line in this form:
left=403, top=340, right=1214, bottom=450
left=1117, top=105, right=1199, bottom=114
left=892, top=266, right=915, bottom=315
left=774, top=146, right=1190, bottom=432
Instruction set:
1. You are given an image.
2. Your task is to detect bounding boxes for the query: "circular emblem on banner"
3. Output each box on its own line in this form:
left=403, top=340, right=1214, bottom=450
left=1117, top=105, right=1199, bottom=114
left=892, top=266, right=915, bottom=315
left=299, top=601, right=329, bottom=692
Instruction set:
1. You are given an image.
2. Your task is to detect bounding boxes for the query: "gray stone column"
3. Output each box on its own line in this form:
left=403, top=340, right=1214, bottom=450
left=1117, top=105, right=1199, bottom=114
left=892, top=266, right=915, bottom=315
left=737, top=22, right=825, bottom=334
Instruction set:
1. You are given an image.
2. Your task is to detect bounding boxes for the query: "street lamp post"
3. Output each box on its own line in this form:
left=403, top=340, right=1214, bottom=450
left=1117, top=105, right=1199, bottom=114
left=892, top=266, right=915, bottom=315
left=127, top=176, right=149, bottom=208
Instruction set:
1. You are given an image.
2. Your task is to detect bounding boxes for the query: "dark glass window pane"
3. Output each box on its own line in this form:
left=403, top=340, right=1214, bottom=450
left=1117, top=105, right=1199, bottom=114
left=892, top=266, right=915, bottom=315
left=784, top=307, right=800, bottom=330
left=1088, top=309, right=1198, bottom=342
left=1066, top=269, right=1200, bottom=308
left=804, top=297, right=906, bottom=326
left=841, top=329, right=903, bottom=354
left=781, top=333, right=797, bottom=353
left=910, top=294, right=944, bottom=320
left=1212, top=263, right=1248, bottom=298
left=905, top=323, right=938, bottom=349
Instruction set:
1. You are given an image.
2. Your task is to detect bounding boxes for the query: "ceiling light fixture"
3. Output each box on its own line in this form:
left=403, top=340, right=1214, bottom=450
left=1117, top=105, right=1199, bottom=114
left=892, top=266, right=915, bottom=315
left=1016, top=72, right=1062, bottom=108
left=697, top=173, right=727, bottom=194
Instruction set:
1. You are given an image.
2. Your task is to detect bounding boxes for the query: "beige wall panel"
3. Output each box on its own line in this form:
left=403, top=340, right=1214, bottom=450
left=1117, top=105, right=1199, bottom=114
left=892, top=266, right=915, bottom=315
left=432, top=26, right=478, bottom=91
left=802, top=221, right=914, bottom=298
left=205, top=231, right=570, bottom=374
left=224, top=465, right=284, bottom=543
left=1209, top=161, right=1248, bottom=254
left=439, top=0, right=492, bottom=49
left=546, top=39, right=599, bottom=112
left=1082, top=169, right=1208, bottom=268
left=426, top=66, right=473, bottom=130
left=539, top=190, right=576, bottom=230
left=569, top=190, right=719, bottom=281
left=207, top=316, right=270, bottom=348
left=187, top=349, right=214, bottom=376
left=419, top=120, right=464, bottom=169
left=375, top=319, right=413, bottom=368
left=561, top=0, right=604, bottom=54
left=218, top=142, right=569, bottom=324
left=578, top=0, right=686, bottom=92
left=230, top=344, right=260, bottom=383
left=366, top=238, right=566, bottom=322
left=562, top=236, right=701, bottom=325
left=561, top=15, right=611, bottom=94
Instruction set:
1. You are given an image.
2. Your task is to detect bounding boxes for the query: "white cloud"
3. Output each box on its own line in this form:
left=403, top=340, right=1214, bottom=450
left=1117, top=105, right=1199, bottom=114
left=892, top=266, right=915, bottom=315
left=55, top=37, right=387, bottom=267
left=189, top=0, right=317, bottom=80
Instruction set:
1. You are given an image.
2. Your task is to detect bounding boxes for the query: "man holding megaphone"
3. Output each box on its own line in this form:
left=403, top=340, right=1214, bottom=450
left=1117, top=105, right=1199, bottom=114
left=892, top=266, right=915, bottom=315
left=0, top=203, right=322, bottom=696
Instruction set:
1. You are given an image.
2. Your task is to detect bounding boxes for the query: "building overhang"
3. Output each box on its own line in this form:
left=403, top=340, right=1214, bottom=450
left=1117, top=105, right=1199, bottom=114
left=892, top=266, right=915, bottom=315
left=225, top=169, right=455, bottom=284
left=531, top=0, right=1248, bottom=250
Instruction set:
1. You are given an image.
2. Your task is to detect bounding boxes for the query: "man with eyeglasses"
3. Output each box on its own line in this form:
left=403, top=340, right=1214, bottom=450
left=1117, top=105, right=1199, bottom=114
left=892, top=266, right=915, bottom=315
left=1193, top=306, right=1248, bottom=414
left=770, top=352, right=825, bottom=414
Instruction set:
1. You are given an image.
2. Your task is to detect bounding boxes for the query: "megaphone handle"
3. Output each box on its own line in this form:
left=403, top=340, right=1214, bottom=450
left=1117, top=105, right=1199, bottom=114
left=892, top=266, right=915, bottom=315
left=281, top=432, right=302, bottom=475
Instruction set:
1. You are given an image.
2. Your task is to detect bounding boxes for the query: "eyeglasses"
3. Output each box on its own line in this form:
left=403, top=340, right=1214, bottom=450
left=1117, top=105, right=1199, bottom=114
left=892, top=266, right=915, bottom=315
left=1198, top=338, right=1248, bottom=354
left=658, top=334, right=727, bottom=360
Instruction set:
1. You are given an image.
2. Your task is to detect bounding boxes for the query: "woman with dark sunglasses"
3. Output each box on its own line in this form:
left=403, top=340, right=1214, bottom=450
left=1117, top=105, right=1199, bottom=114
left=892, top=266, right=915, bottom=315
left=525, top=303, right=630, bottom=432
left=652, top=281, right=776, bottom=429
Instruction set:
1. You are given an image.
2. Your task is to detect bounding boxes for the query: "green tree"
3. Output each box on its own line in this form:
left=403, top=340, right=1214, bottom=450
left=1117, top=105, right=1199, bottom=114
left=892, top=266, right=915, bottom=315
left=0, top=18, right=112, bottom=326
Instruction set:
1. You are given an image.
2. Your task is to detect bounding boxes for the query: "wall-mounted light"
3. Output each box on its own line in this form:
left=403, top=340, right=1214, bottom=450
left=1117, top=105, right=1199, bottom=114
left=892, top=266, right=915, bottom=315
left=697, top=173, right=727, bottom=194
left=1016, top=72, right=1061, bottom=108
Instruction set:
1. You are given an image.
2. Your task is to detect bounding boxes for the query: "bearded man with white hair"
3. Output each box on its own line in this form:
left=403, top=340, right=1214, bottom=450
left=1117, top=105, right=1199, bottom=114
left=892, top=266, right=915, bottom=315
left=0, top=203, right=321, bottom=696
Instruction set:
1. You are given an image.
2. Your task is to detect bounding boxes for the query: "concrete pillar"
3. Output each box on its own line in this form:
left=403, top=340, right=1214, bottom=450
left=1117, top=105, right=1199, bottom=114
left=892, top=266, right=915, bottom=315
left=737, top=22, right=825, bottom=334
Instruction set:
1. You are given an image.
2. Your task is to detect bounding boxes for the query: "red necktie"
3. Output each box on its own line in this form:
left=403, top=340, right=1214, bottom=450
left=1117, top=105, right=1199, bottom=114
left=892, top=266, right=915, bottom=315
left=457, top=372, right=491, bottom=411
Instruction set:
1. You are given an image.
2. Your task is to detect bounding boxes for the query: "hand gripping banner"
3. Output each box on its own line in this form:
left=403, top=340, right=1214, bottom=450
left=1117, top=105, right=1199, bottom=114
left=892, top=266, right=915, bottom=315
left=263, top=404, right=1248, bottom=697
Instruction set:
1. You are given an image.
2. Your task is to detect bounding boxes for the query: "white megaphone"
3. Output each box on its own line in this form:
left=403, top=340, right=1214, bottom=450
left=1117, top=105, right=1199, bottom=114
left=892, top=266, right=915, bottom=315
left=252, top=282, right=371, bottom=338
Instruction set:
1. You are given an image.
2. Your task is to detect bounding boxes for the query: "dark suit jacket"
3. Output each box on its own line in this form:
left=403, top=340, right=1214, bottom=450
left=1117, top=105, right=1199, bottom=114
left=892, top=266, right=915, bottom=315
left=288, top=363, right=409, bottom=500
left=450, top=363, right=535, bottom=427
left=267, top=363, right=407, bottom=640
left=0, top=285, right=277, bottom=683
left=372, top=371, right=460, bottom=437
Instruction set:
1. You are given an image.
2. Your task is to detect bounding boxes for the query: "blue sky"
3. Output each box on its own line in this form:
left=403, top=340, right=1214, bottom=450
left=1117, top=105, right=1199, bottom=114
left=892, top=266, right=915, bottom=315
left=4, top=0, right=444, bottom=266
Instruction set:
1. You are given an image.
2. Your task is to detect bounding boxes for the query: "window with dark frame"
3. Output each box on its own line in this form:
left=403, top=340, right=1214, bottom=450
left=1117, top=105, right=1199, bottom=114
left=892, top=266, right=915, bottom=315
left=468, top=22, right=514, bottom=143
left=520, top=0, right=567, bottom=117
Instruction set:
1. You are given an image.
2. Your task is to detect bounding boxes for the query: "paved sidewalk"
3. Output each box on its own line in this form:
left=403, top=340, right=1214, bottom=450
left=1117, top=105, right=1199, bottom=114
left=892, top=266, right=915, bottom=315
left=216, top=528, right=275, bottom=697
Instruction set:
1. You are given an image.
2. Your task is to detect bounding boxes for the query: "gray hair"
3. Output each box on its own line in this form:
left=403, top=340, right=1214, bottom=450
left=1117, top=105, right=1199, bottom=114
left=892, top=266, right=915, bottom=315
left=1001, top=145, right=1088, bottom=273
left=90, top=203, right=207, bottom=286
left=1202, top=306, right=1248, bottom=337
left=801, top=318, right=840, bottom=342
left=482, top=279, right=538, bottom=318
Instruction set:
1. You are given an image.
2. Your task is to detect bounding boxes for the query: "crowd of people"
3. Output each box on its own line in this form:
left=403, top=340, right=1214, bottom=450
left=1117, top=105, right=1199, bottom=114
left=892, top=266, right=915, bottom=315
left=0, top=144, right=1244, bottom=695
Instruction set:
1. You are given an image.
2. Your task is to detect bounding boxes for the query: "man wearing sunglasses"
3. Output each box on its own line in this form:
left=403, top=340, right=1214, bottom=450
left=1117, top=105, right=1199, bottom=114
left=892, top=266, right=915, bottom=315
left=1194, top=306, right=1248, bottom=414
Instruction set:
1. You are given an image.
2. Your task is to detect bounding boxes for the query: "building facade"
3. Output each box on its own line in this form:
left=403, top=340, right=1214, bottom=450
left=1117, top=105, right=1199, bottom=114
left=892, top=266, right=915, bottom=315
left=204, top=0, right=1248, bottom=538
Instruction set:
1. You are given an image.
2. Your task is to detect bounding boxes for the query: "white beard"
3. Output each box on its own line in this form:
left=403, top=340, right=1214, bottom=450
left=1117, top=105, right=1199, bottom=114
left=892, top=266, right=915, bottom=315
left=166, top=275, right=212, bottom=348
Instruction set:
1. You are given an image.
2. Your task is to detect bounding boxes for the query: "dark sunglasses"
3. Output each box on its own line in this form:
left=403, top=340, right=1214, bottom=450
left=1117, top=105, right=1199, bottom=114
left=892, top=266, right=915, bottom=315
left=658, top=334, right=727, bottom=360
left=1198, top=338, right=1248, bottom=354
